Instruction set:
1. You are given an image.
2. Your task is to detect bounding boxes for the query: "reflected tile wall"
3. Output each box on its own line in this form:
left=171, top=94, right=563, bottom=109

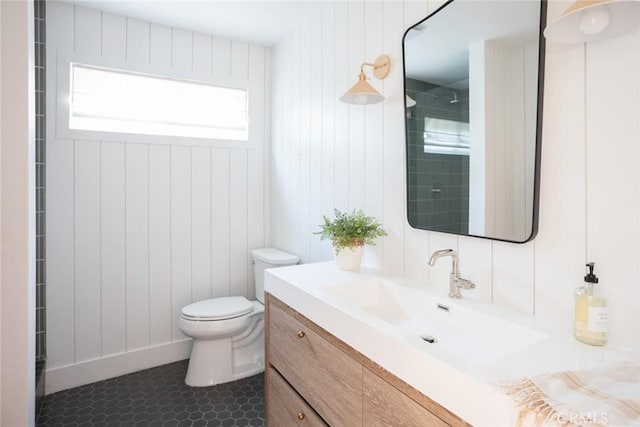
left=406, top=78, right=469, bottom=234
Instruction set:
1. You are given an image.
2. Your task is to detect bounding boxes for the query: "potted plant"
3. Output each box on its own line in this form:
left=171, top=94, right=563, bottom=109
left=315, top=209, right=387, bottom=271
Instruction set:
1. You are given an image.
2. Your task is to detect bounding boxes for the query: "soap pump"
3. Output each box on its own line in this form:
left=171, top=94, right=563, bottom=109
left=574, top=262, right=609, bottom=346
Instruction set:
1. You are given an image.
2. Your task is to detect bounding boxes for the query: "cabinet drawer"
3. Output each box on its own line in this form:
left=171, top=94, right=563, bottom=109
left=267, top=367, right=327, bottom=427
left=268, top=301, right=362, bottom=426
left=364, top=368, right=450, bottom=427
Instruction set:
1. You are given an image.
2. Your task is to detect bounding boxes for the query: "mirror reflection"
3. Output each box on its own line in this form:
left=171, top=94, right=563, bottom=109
left=403, top=0, right=545, bottom=242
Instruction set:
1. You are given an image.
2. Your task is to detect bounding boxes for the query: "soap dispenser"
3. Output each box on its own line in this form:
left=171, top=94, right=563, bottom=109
left=574, top=262, right=609, bottom=346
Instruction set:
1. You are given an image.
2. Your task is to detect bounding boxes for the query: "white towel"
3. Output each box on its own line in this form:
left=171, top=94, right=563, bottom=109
left=504, top=361, right=640, bottom=426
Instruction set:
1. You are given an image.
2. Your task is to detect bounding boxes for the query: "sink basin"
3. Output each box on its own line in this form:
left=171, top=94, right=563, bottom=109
left=321, top=279, right=411, bottom=324
left=320, top=279, right=546, bottom=367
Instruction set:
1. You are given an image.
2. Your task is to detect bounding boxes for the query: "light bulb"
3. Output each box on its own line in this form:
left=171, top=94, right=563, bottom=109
left=579, top=7, right=610, bottom=35
left=355, top=94, right=368, bottom=105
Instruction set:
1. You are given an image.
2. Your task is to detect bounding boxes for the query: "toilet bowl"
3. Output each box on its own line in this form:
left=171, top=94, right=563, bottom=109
left=179, top=248, right=298, bottom=387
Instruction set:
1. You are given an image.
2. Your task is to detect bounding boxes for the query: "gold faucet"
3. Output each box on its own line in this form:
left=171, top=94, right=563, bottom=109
left=428, top=249, right=475, bottom=299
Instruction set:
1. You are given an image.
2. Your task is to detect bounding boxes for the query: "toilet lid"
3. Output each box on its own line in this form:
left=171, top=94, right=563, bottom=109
left=181, top=296, right=254, bottom=321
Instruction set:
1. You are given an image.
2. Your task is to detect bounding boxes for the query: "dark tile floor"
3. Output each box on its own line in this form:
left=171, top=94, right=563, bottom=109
left=37, top=360, right=265, bottom=427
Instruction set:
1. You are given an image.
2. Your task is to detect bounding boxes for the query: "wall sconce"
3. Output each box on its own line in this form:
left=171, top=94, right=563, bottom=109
left=406, top=95, right=417, bottom=108
left=340, top=54, right=391, bottom=105
left=544, top=0, right=639, bottom=43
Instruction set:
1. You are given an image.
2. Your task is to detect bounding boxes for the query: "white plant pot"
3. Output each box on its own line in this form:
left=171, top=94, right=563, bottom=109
left=334, top=246, right=364, bottom=271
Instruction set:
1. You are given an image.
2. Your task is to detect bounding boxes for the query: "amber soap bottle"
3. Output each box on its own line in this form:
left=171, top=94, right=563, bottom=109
left=574, top=263, right=609, bottom=346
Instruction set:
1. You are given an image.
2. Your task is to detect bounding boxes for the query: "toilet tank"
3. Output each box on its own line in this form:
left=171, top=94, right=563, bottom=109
left=251, top=248, right=298, bottom=304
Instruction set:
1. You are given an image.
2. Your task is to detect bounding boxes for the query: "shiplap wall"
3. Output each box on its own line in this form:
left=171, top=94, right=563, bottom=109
left=46, top=1, right=271, bottom=392
left=271, top=0, right=639, bottom=349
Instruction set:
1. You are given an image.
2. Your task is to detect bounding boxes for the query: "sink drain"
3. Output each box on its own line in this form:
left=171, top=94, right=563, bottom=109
left=421, top=335, right=438, bottom=344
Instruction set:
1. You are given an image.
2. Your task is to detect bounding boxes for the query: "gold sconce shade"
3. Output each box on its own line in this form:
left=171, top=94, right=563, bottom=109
left=340, top=72, right=384, bottom=105
left=340, top=54, right=391, bottom=105
left=544, top=0, right=640, bottom=43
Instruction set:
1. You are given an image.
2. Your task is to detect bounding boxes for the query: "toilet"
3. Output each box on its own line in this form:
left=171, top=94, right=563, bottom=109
left=179, top=248, right=298, bottom=387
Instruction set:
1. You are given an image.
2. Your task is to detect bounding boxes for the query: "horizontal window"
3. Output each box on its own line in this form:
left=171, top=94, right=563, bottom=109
left=69, top=63, right=248, bottom=141
left=423, top=117, right=470, bottom=155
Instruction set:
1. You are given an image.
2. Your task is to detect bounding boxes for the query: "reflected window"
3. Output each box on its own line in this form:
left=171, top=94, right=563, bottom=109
left=423, top=117, right=470, bottom=155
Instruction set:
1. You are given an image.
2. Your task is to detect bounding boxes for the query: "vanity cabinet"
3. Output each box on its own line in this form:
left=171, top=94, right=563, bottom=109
left=267, top=367, right=327, bottom=426
left=265, top=294, right=470, bottom=427
left=268, top=299, right=362, bottom=425
left=363, top=368, right=449, bottom=427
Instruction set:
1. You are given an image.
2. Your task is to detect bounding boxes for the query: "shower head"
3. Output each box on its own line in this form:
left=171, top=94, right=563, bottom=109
left=449, top=92, right=459, bottom=104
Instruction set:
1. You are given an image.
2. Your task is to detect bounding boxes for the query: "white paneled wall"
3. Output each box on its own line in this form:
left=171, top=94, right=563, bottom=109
left=271, top=0, right=639, bottom=349
left=46, top=2, right=271, bottom=392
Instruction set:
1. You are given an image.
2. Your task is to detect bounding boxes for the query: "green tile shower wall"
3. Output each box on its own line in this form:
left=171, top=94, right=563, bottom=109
left=406, top=78, right=469, bottom=234
left=35, top=0, right=46, bottom=362
left=35, top=0, right=47, bottom=421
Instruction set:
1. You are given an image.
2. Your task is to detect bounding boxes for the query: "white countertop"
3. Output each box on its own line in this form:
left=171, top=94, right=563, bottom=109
left=264, top=262, right=639, bottom=427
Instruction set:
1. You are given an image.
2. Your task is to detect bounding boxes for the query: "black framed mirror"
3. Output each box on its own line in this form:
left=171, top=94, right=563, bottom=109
left=403, top=0, right=546, bottom=243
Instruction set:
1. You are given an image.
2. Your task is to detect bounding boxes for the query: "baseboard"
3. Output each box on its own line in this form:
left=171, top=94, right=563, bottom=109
left=45, top=339, right=192, bottom=394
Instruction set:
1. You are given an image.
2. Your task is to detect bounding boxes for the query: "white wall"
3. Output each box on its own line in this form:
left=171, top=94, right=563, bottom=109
left=0, top=1, right=36, bottom=425
left=271, top=0, right=640, bottom=350
left=46, top=1, right=271, bottom=393
left=469, top=40, right=538, bottom=241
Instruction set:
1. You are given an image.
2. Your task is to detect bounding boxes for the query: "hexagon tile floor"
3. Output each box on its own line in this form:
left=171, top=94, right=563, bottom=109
left=37, top=360, right=265, bottom=427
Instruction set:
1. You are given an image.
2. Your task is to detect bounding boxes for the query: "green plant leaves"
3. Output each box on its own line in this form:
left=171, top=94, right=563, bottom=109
left=314, top=209, right=387, bottom=254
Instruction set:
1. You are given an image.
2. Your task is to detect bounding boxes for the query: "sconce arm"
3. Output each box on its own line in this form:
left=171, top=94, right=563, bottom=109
left=358, top=54, right=391, bottom=80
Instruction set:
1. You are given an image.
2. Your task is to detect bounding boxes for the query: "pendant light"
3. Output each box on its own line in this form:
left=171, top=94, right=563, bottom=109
left=544, top=0, right=640, bottom=43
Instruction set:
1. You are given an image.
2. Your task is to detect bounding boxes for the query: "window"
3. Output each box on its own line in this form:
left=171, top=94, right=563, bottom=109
left=69, top=64, right=248, bottom=141
left=423, top=117, right=470, bottom=155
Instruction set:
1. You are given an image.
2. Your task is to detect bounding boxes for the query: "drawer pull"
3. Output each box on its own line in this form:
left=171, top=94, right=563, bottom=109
left=297, top=412, right=306, bottom=420
left=297, top=331, right=306, bottom=338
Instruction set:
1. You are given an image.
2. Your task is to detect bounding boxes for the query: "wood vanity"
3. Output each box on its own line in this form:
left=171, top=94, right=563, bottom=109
left=265, top=294, right=470, bottom=426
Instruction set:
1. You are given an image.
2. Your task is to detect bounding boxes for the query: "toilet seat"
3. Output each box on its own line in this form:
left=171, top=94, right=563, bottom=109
left=181, top=296, right=254, bottom=321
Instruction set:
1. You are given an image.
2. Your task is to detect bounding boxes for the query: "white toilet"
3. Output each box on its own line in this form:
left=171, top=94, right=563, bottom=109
left=179, top=248, right=298, bottom=387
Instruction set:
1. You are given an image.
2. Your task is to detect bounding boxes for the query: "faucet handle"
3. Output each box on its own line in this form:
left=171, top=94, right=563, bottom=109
left=456, top=277, right=476, bottom=290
